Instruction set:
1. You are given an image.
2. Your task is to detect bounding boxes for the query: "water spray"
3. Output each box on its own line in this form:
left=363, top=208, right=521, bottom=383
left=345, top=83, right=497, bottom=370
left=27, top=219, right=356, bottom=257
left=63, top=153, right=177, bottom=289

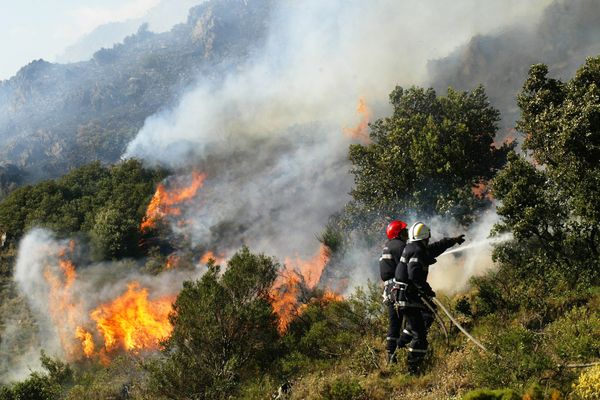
left=440, top=234, right=511, bottom=256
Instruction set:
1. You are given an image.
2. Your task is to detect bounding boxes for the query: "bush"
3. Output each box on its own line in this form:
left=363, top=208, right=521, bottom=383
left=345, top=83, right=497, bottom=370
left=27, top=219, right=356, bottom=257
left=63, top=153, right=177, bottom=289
left=469, top=325, right=553, bottom=389
left=462, top=388, right=520, bottom=400
left=321, top=377, right=366, bottom=400
left=571, top=365, right=600, bottom=400
left=147, top=247, right=280, bottom=399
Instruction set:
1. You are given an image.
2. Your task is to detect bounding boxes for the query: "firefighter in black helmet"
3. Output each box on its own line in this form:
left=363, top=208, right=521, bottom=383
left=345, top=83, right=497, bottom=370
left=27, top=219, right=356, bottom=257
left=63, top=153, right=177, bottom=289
left=395, top=221, right=464, bottom=374
left=379, top=219, right=408, bottom=364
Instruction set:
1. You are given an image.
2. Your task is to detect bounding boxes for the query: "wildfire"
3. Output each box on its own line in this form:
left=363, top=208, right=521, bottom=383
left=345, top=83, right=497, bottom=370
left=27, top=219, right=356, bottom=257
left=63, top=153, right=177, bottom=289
left=271, top=244, right=333, bottom=332
left=43, top=241, right=86, bottom=360
left=472, top=180, right=493, bottom=200
left=493, top=128, right=517, bottom=149
left=284, top=244, right=330, bottom=288
left=166, top=254, right=180, bottom=269
left=200, top=251, right=226, bottom=266
left=140, top=172, right=206, bottom=232
left=90, top=282, right=175, bottom=352
left=344, top=97, right=372, bottom=144
left=271, top=272, right=301, bottom=332
left=76, top=327, right=95, bottom=358
left=44, top=242, right=177, bottom=360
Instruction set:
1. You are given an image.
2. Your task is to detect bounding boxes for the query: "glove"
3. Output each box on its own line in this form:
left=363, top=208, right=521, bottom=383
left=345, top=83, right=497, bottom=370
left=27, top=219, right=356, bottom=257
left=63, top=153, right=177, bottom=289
left=454, top=234, right=465, bottom=245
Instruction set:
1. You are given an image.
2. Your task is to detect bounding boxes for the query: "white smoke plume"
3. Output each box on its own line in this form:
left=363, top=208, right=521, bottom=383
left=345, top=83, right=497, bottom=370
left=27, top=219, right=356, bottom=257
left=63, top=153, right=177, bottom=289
left=427, top=211, right=511, bottom=295
left=123, top=0, right=550, bottom=264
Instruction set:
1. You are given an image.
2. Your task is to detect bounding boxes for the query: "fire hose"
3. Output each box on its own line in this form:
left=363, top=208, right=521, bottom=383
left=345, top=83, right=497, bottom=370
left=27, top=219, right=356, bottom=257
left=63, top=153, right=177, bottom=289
left=420, top=296, right=492, bottom=355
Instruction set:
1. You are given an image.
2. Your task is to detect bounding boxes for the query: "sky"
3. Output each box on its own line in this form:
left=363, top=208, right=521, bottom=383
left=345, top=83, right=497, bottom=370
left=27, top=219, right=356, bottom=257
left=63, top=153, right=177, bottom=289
left=0, top=0, right=162, bottom=80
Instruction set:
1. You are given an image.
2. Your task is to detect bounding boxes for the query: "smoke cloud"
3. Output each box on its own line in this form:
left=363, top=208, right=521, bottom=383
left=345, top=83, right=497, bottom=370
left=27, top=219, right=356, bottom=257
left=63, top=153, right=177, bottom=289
left=123, top=0, right=549, bottom=262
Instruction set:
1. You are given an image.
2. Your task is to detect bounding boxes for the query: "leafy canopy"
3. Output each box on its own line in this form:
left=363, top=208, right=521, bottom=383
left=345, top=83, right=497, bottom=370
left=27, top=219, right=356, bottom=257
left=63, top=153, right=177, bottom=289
left=147, top=247, right=280, bottom=400
left=0, top=159, right=165, bottom=259
left=480, top=57, right=600, bottom=318
left=344, top=85, right=511, bottom=236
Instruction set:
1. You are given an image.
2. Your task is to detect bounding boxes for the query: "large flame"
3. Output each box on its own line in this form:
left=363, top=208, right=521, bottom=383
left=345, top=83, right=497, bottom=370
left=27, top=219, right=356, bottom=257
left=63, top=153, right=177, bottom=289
left=90, top=282, right=175, bottom=352
left=75, top=327, right=95, bottom=358
left=271, top=244, right=333, bottom=332
left=344, top=97, right=372, bottom=144
left=44, top=242, right=177, bottom=360
left=141, top=172, right=206, bottom=232
left=43, top=241, right=86, bottom=360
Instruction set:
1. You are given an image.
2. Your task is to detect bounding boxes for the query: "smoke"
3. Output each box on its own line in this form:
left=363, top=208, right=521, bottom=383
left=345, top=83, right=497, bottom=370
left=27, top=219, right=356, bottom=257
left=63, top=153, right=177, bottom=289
left=123, top=0, right=549, bottom=263
left=1, top=228, right=204, bottom=382
left=429, top=0, right=600, bottom=131
left=57, top=0, right=205, bottom=63
left=427, top=211, right=511, bottom=295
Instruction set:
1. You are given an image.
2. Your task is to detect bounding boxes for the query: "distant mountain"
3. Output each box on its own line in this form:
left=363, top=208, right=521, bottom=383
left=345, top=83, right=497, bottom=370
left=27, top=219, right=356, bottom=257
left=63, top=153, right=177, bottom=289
left=56, top=0, right=205, bottom=64
left=428, top=0, right=600, bottom=130
left=0, top=0, right=273, bottom=181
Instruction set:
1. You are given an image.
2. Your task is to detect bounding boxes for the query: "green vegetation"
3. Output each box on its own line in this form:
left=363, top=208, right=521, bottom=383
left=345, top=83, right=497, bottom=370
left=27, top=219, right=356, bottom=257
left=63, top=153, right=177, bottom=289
left=146, top=248, right=280, bottom=399
left=0, top=159, right=165, bottom=260
left=339, top=85, right=512, bottom=240
left=1, top=57, right=599, bottom=399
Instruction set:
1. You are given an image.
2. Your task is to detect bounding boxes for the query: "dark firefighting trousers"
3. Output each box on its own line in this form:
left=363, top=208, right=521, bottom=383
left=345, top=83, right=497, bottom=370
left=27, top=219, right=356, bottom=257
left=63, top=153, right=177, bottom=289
left=386, top=302, right=402, bottom=355
left=398, top=300, right=436, bottom=373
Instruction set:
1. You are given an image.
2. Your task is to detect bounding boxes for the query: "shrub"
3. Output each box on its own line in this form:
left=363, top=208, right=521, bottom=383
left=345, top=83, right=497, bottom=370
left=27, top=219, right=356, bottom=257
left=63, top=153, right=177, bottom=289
left=462, top=388, right=520, bottom=400
left=571, top=365, right=600, bottom=400
left=321, top=377, right=366, bottom=400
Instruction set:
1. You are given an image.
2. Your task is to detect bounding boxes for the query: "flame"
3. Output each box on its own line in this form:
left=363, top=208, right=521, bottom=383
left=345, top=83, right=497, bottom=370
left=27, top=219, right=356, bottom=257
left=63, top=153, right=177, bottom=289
left=322, top=290, right=344, bottom=302
left=90, top=282, right=175, bottom=352
left=284, top=244, right=330, bottom=288
left=166, top=254, right=180, bottom=269
left=270, top=244, right=332, bottom=332
left=200, top=251, right=226, bottom=266
left=271, top=272, right=301, bottom=332
left=41, top=241, right=177, bottom=361
left=75, top=327, right=95, bottom=358
left=472, top=180, right=493, bottom=200
left=43, top=241, right=85, bottom=360
left=141, top=172, right=206, bottom=232
left=344, top=97, right=372, bottom=144
left=493, top=128, right=517, bottom=148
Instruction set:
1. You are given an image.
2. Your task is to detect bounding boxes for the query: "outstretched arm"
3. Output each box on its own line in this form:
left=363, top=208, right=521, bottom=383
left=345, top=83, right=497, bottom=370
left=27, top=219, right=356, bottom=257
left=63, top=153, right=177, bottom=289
left=428, top=235, right=465, bottom=258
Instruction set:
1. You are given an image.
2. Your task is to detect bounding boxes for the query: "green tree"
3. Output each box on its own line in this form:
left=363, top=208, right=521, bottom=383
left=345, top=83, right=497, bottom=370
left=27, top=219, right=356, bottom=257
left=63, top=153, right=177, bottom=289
left=147, top=247, right=280, bottom=399
left=480, top=57, right=600, bottom=318
left=341, top=85, right=511, bottom=238
left=0, top=352, right=73, bottom=400
left=0, top=159, right=165, bottom=259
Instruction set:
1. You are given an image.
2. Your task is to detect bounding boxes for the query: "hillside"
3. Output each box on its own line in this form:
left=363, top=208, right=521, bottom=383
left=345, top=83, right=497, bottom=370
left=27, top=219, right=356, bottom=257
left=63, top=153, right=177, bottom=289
left=0, top=0, right=598, bottom=399
left=429, top=0, right=600, bottom=131
left=0, top=0, right=272, bottom=182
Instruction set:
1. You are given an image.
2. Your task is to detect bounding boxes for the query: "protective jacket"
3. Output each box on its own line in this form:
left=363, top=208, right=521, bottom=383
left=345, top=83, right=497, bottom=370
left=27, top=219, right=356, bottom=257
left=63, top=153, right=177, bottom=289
left=379, top=237, right=406, bottom=358
left=379, top=238, right=406, bottom=281
left=395, top=238, right=456, bottom=298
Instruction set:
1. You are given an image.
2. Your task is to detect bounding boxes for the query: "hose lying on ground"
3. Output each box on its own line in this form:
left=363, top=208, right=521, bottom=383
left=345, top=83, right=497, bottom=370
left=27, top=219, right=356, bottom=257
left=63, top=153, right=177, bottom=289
left=422, top=296, right=492, bottom=355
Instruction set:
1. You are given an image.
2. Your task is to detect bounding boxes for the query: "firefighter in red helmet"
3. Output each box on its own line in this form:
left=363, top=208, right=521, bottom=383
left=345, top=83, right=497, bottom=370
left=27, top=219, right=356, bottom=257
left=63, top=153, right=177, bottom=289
left=379, top=219, right=408, bottom=363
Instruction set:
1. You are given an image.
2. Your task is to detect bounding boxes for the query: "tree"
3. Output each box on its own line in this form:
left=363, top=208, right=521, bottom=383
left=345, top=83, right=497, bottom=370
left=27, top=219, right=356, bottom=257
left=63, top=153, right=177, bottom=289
left=148, top=247, right=280, bottom=399
left=0, top=159, right=165, bottom=259
left=478, top=57, right=600, bottom=317
left=341, top=85, right=511, bottom=238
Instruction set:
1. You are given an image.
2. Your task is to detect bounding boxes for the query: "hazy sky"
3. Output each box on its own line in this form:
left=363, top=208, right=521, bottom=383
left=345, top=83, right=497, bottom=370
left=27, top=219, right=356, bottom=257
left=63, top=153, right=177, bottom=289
left=0, top=0, right=162, bottom=80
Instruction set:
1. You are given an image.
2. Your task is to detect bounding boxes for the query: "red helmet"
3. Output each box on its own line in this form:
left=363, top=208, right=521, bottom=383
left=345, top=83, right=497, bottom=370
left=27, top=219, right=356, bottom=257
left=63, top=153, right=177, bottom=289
left=386, top=220, right=408, bottom=240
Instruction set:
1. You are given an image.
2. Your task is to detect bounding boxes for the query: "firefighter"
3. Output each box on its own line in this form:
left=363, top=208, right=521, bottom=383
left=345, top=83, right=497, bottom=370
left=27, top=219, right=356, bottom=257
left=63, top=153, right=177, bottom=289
left=379, top=219, right=408, bottom=363
left=395, top=221, right=465, bottom=374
